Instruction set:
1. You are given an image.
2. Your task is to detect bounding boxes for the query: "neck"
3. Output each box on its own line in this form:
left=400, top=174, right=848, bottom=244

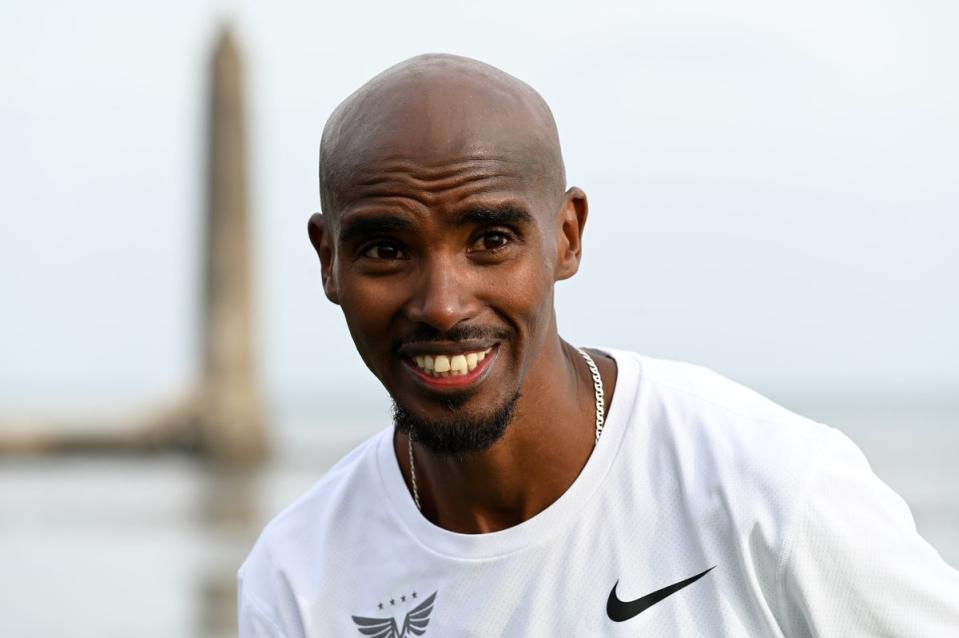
left=395, top=336, right=615, bottom=534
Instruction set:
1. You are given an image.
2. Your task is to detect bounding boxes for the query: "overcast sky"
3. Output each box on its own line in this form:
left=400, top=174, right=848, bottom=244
left=1, top=0, right=956, bottom=417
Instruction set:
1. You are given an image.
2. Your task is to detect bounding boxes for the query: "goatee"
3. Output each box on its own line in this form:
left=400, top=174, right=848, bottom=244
left=392, top=391, right=521, bottom=457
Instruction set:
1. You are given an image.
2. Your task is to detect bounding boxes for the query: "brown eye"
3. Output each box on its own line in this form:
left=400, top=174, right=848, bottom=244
left=363, top=242, right=406, bottom=260
left=477, top=232, right=509, bottom=251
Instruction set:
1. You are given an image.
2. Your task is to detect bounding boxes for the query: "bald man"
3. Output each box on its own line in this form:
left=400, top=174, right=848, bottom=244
left=238, top=55, right=959, bottom=637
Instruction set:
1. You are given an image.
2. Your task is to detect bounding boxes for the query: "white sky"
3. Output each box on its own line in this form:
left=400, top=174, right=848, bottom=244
left=1, top=0, right=956, bottom=416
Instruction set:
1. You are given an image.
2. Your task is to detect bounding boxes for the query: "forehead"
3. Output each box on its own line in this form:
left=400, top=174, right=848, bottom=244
left=343, top=151, right=533, bottom=209
left=331, top=147, right=552, bottom=233
left=326, top=75, right=559, bottom=217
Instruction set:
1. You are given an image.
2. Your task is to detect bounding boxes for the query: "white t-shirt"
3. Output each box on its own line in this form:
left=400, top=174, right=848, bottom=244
left=238, top=349, right=959, bottom=637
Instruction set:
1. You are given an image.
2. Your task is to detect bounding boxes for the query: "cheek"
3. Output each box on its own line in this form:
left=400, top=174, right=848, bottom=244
left=337, top=275, right=407, bottom=365
left=517, top=248, right=558, bottom=339
left=478, top=254, right=555, bottom=334
left=337, top=258, right=408, bottom=318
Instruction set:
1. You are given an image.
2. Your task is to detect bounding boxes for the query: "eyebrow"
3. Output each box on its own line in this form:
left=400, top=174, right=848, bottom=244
left=337, top=205, right=534, bottom=244
left=338, top=214, right=412, bottom=244
left=452, top=205, right=534, bottom=227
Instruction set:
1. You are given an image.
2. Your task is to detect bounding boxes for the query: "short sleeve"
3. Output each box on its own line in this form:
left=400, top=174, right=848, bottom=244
left=237, top=562, right=303, bottom=638
left=238, top=593, right=288, bottom=638
left=778, top=428, right=959, bottom=636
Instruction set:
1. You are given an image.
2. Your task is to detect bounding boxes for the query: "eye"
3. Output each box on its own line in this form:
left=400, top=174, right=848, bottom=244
left=471, top=230, right=511, bottom=253
left=362, top=241, right=407, bottom=260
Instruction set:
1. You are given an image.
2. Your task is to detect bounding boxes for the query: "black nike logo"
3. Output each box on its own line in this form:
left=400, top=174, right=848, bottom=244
left=607, top=566, right=716, bottom=622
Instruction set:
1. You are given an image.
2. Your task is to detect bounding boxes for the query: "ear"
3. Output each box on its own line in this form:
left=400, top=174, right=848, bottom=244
left=307, top=212, right=340, bottom=304
left=554, top=187, right=589, bottom=281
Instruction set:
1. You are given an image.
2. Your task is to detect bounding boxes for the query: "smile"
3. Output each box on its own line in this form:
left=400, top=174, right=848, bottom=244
left=412, top=348, right=491, bottom=377
left=402, top=346, right=498, bottom=388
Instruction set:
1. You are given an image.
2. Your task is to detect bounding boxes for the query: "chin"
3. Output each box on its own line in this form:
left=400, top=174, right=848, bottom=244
left=392, top=390, right=520, bottom=457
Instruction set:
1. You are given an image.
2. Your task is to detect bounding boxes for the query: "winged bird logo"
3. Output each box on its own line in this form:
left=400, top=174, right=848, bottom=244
left=352, top=591, right=437, bottom=638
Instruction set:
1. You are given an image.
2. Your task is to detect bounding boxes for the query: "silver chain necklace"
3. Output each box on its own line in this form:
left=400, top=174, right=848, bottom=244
left=408, top=348, right=605, bottom=511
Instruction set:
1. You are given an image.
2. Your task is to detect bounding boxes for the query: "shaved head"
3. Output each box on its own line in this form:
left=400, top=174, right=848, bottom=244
left=319, top=54, right=566, bottom=216
left=309, top=53, right=590, bottom=458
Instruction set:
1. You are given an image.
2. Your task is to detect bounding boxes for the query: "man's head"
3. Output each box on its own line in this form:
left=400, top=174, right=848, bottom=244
left=309, top=54, right=588, bottom=455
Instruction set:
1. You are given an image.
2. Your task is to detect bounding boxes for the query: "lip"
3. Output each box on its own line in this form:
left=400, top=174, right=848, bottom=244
left=401, top=345, right=499, bottom=391
left=397, top=340, right=498, bottom=359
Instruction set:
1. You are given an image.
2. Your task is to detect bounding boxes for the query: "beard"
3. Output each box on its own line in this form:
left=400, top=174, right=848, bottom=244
left=392, top=390, right=521, bottom=457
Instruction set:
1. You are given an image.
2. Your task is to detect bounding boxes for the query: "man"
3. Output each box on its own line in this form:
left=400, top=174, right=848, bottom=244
left=239, top=54, right=959, bottom=636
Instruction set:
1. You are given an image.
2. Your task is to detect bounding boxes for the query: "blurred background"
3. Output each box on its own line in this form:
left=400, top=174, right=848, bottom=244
left=1, top=0, right=956, bottom=636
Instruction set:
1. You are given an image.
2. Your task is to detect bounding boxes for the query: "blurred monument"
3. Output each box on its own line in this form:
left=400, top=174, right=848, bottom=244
left=0, top=28, right=268, bottom=466
left=198, top=28, right=267, bottom=464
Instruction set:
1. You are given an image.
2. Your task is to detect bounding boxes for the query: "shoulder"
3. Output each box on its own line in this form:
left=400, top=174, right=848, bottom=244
left=608, top=348, right=833, bottom=456
left=606, top=352, right=959, bottom=632
left=647, top=352, right=833, bottom=489
left=630, top=351, right=815, bottom=425
left=777, top=425, right=959, bottom=633
left=607, top=349, right=837, bottom=538
left=238, top=429, right=392, bottom=633
left=250, top=428, right=386, bottom=552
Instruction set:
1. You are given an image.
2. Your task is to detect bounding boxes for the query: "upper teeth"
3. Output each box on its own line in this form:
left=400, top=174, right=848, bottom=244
left=413, top=349, right=490, bottom=377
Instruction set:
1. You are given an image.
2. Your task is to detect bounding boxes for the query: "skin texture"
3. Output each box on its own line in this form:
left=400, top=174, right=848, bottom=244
left=308, top=54, right=617, bottom=533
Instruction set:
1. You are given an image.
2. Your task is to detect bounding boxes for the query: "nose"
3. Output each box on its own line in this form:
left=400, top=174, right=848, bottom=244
left=404, top=255, right=479, bottom=332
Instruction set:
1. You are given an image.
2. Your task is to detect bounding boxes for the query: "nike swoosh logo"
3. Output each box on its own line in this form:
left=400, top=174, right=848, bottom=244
left=607, top=566, right=716, bottom=622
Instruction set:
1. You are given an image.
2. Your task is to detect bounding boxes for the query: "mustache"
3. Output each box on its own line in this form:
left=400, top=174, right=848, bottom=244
left=395, top=324, right=511, bottom=349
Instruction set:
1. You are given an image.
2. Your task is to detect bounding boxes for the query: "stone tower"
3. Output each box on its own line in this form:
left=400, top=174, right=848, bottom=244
left=199, top=28, right=268, bottom=464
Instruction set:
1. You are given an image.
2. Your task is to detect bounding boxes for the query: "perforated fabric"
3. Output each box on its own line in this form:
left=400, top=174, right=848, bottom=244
left=238, top=349, right=959, bottom=637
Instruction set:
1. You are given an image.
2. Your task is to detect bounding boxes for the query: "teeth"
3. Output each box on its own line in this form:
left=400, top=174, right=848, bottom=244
left=450, top=354, right=467, bottom=372
left=410, top=348, right=492, bottom=377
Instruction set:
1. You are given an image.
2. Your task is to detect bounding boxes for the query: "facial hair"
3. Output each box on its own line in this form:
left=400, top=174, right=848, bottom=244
left=392, top=390, right=521, bottom=457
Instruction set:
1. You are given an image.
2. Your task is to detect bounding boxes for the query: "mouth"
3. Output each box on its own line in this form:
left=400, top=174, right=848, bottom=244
left=401, top=345, right=498, bottom=389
